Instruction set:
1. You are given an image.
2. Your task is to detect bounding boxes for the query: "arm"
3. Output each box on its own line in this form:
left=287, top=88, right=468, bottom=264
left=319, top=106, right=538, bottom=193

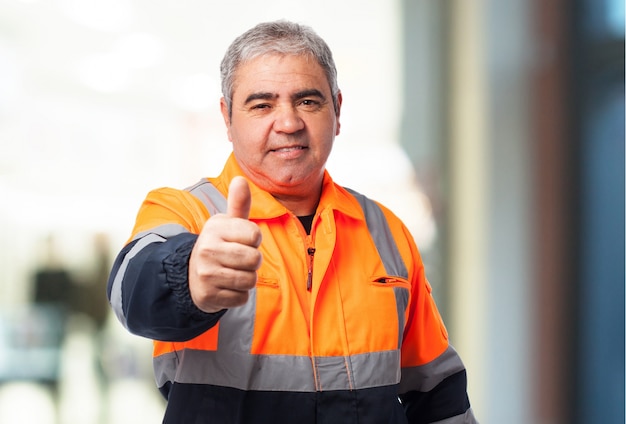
left=107, top=178, right=262, bottom=342
left=106, top=188, right=225, bottom=342
left=398, top=347, right=475, bottom=423
left=398, top=265, right=477, bottom=423
left=384, top=216, right=477, bottom=423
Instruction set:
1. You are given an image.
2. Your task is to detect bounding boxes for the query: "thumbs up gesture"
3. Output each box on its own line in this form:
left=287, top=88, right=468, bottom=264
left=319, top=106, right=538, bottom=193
left=189, top=176, right=263, bottom=313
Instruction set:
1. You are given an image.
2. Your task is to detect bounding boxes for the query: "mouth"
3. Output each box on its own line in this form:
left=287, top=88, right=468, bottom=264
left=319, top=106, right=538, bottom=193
left=270, top=145, right=308, bottom=153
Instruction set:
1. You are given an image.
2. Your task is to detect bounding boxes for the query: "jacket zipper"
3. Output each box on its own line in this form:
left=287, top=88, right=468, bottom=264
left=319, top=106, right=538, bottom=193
left=306, top=245, right=316, bottom=291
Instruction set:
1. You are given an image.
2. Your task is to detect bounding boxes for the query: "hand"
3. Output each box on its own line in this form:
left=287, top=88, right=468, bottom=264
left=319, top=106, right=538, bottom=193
left=189, top=176, right=263, bottom=313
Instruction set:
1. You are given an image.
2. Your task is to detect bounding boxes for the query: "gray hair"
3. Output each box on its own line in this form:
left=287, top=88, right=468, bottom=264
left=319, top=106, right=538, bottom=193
left=220, top=20, right=340, bottom=117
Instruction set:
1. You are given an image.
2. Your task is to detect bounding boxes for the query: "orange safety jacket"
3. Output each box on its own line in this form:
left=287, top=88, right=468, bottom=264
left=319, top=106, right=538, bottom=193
left=107, top=154, right=476, bottom=423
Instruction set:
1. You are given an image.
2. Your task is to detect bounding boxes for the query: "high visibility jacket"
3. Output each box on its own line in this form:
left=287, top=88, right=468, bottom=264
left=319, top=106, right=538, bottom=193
left=107, top=154, right=476, bottom=423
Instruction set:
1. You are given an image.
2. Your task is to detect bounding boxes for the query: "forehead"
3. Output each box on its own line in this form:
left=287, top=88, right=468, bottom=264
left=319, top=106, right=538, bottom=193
left=231, top=54, right=330, bottom=98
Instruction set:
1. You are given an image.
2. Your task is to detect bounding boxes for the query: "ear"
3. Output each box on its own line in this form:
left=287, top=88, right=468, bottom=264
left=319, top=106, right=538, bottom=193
left=335, top=91, right=343, bottom=136
left=220, top=97, right=233, bottom=142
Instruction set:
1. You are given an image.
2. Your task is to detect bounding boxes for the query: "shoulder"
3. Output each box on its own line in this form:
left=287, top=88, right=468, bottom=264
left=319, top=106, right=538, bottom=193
left=343, top=186, right=423, bottom=263
left=143, top=186, right=204, bottom=212
left=341, top=186, right=407, bottom=231
left=133, top=185, right=211, bottom=235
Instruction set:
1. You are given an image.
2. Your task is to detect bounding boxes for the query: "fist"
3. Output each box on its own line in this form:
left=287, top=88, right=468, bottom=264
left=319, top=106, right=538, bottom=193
left=189, top=176, right=262, bottom=313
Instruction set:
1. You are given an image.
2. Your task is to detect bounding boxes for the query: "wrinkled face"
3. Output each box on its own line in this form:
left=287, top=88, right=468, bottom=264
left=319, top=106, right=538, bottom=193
left=221, top=54, right=341, bottom=198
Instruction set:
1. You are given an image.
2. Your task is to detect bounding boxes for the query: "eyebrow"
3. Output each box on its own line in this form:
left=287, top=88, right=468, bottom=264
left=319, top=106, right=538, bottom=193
left=243, top=89, right=327, bottom=105
left=292, top=89, right=326, bottom=103
left=244, top=92, right=276, bottom=105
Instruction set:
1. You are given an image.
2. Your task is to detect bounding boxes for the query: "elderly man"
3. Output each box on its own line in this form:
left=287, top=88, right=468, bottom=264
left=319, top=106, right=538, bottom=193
left=107, top=20, right=477, bottom=424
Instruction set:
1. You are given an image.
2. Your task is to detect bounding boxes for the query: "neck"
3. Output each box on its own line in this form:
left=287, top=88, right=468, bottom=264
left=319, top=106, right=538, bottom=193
left=273, top=191, right=320, bottom=216
left=259, top=173, right=325, bottom=216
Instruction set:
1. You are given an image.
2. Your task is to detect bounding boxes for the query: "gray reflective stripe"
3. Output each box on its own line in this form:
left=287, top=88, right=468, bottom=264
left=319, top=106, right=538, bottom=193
left=111, top=233, right=166, bottom=328
left=153, top=347, right=178, bottom=389
left=185, top=178, right=227, bottom=215
left=346, top=349, right=401, bottom=389
left=155, top=348, right=400, bottom=392
left=113, top=223, right=189, bottom=328
left=344, top=188, right=409, bottom=279
left=398, top=345, right=467, bottom=393
left=219, top=274, right=256, bottom=345
left=432, top=408, right=478, bottom=424
left=393, top=286, right=409, bottom=348
left=155, top=279, right=402, bottom=392
left=345, top=187, right=410, bottom=349
left=131, top=223, right=190, bottom=242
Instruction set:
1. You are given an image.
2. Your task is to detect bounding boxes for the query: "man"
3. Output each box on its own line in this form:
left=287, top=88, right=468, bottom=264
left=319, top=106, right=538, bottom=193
left=107, top=20, right=477, bottom=423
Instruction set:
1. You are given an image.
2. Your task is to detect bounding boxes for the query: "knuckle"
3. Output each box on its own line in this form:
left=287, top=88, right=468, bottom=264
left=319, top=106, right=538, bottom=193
left=236, top=271, right=258, bottom=289
left=219, top=290, right=249, bottom=308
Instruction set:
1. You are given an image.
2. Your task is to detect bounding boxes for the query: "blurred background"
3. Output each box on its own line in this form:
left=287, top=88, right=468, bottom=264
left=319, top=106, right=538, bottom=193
left=0, top=0, right=623, bottom=423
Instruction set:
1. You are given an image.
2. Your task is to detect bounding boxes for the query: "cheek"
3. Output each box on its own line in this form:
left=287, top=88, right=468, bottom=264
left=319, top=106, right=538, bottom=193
left=231, top=126, right=265, bottom=161
left=319, top=125, right=338, bottom=151
left=231, top=119, right=268, bottom=144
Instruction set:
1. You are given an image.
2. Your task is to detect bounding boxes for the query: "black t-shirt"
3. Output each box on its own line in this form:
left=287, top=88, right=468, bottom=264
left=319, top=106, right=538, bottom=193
left=297, top=214, right=315, bottom=235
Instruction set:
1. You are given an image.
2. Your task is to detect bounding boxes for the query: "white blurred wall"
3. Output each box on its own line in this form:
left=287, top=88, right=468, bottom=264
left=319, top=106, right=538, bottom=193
left=0, top=0, right=417, bottom=304
left=0, top=1, right=441, bottom=423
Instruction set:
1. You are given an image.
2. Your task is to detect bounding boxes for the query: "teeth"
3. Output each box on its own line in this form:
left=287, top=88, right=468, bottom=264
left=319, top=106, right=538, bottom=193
left=275, top=146, right=304, bottom=152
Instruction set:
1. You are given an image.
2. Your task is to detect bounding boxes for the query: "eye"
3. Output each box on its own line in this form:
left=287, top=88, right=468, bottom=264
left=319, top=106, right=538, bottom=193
left=251, top=103, right=271, bottom=110
left=298, top=99, right=322, bottom=110
left=248, top=103, right=273, bottom=115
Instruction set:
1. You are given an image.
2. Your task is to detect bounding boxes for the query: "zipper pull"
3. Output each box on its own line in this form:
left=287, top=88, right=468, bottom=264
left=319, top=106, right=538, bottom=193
left=306, top=247, right=316, bottom=291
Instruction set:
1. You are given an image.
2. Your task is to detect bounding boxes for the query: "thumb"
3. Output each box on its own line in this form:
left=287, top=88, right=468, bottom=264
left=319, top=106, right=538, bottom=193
left=226, top=176, right=252, bottom=219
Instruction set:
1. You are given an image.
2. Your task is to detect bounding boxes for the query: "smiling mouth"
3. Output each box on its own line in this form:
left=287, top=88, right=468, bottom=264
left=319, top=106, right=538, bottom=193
left=271, top=146, right=308, bottom=153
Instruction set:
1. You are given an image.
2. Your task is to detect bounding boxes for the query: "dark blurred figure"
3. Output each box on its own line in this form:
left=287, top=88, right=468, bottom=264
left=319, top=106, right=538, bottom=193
left=0, top=235, right=73, bottom=393
left=71, top=233, right=112, bottom=331
left=33, top=234, right=75, bottom=312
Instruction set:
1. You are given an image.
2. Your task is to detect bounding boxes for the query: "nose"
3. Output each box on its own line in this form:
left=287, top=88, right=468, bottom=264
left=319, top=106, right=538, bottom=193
left=272, top=105, right=304, bottom=133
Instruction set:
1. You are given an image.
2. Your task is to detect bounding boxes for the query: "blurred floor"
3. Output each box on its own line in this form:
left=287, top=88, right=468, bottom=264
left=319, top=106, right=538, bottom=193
left=0, top=313, right=164, bottom=424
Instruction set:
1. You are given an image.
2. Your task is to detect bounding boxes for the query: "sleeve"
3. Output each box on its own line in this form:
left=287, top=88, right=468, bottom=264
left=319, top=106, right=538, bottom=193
left=106, top=188, right=226, bottom=342
left=389, top=219, right=478, bottom=423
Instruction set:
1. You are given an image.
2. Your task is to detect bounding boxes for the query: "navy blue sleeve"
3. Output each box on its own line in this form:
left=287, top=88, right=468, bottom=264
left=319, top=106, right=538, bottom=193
left=399, top=370, right=472, bottom=423
left=107, top=232, right=226, bottom=342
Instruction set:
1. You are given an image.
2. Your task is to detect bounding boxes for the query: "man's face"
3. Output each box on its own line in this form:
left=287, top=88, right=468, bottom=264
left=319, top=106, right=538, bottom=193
left=221, top=54, right=341, bottom=198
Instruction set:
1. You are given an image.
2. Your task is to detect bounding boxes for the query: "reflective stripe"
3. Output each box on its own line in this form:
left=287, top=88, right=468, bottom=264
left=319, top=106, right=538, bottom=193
left=432, top=408, right=478, bottom=424
left=155, top=347, right=400, bottom=392
left=185, top=178, right=227, bottom=215
left=344, top=188, right=409, bottom=280
left=393, top=286, right=409, bottom=349
left=398, top=345, right=466, bottom=393
left=131, top=223, right=190, bottom=242
left=345, top=187, right=410, bottom=349
left=111, top=233, right=164, bottom=328
left=112, top=224, right=189, bottom=328
left=155, top=282, right=398, bottom=391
